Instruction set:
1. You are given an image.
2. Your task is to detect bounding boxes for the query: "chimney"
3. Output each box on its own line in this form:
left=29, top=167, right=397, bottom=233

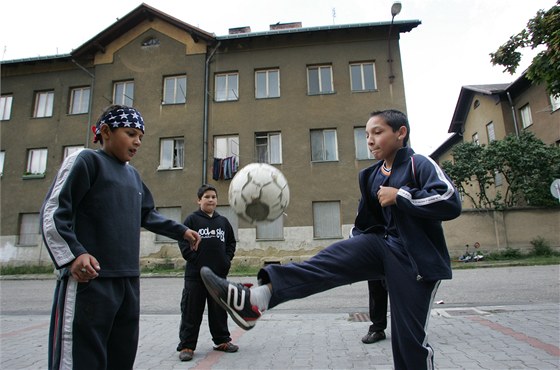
left=229, top=26, right=252, bottom=35
left=269, top=22, right=302, bottom=31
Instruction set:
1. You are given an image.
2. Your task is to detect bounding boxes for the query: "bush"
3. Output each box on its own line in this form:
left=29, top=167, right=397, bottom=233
left=529, top=237, right=557, bottom=257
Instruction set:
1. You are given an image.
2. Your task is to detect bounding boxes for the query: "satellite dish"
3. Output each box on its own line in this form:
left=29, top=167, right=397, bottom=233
left=550, top=179, right=560, bottom=200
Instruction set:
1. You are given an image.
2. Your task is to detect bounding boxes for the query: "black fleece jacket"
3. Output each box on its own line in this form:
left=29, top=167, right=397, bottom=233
left=179, top=209, right=236, bottom=280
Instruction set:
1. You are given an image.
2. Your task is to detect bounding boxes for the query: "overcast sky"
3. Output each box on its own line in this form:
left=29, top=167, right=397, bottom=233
left=1, top=0, right=555, bottom=154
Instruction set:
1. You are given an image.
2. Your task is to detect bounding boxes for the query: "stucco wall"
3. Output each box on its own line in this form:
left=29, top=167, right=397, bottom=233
left=1, top=208, right=558, bottom=268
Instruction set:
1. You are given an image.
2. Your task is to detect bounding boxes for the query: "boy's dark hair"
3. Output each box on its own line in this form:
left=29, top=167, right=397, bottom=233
left=370, top=109, right=410, bottom=146
left=198, top=184, right=218, bottom=199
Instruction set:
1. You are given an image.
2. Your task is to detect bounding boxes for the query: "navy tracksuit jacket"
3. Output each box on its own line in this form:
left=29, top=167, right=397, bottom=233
left=259, top=146, right=462, bottom=370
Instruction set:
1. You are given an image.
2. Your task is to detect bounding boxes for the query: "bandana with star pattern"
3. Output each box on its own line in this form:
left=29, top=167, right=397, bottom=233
left=92, top=106, right=145, bottom=143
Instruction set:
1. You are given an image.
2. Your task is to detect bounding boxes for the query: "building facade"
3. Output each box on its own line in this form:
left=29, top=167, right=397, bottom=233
left=431, top=76, right=560, bottom=208
left=0, top=4, right=419, bottom=266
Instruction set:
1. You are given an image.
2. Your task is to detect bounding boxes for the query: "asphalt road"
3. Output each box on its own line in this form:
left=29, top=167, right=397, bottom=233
left=1, top=264, right=558, bottom=316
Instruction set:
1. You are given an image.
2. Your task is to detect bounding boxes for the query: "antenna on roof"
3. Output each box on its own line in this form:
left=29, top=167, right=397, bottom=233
left=332, top=8, right=336, bottom=25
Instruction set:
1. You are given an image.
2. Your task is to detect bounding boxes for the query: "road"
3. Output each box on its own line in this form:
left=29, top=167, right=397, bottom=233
left=1, top=264, right=558, bottom=316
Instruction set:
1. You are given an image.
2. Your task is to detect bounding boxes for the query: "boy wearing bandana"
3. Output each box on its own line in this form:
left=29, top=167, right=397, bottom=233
left=41, top=105, right=201, bottom=370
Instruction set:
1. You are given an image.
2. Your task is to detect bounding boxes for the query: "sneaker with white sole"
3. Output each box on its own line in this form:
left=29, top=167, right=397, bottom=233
left=200, top=266, right=262, bottom=330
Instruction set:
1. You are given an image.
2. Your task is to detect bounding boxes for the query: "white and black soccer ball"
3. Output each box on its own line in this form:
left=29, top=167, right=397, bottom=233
left=228, top=163, right=290, bottom=223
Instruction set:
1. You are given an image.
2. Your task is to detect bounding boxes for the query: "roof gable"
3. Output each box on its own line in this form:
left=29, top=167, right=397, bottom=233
left=71, top=3, right=216, bottom=59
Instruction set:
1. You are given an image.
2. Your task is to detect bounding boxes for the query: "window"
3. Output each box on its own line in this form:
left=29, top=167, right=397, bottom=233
left=311, top=129, right=338, bottom=162
left=163, top=75, right=187, bottom=104
left=69, top=87, right=90, bottom=114
left=307, top=65, right=333, bottom=95
left=18, top=213, right=40, bottom=245
left=520, top=104, right=533, bottom=128
left=155, top=207, right=182, bottom=242
left=113, top=81, right=134, bottom=106
left=354, top=127, right=374, bottom=160
left=313, top=201, right=341, bottom=238
left=350, top=62, right=376, bottom=91
left=214, top=135, right=239, bottom=158
left=34, top=91, right=54, bottom=118
left=472, top=132, right=479, bottom=146
left=0, top=95, right=13, bottom=120
left=256, top=216, right=283, bottom=240
left=255, top=132, right=282, bottom=164
left=255, top=69, right=280, bottom=99
left=0, top=151, right=4, bottom=176
left=159, top=138, right=184, bottom=170
left=486, top=122, right=495, bottom=142
left=550, top=94, right=560, bottom=112
left=495, top=172, right=503, bottom=187
left=215, top=73, right=239, bottom=101
left=63, top=146, right=83, bottom=160
left=26, top=148, right=47, bottom=175
left=215, top=206, right=238, bottom=240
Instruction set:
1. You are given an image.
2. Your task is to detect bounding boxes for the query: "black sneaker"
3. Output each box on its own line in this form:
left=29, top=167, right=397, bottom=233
left=200, top=266, right=262, bottom=330
left=361, top=330, right=386, bottom=344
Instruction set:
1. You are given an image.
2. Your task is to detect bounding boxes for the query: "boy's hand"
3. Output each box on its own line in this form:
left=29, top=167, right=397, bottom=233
left=377, top=186, right=398, bottom=207
left=71, top=253, right=100, bottom=282
left=184, top=229, right=201, bottom=251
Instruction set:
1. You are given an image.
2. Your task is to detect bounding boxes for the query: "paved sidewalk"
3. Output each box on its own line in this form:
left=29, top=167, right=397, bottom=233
left=1, top=303, right=558, bottom=369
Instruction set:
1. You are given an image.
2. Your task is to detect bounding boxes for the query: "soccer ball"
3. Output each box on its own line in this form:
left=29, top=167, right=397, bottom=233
left=228, top=163, right=290, bottom=223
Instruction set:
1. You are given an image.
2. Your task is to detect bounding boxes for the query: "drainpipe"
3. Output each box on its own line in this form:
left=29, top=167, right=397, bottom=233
left=71, top=59, right=95, bottom=147
left=202, top=42, right=221, bottom=184
left=506, top=91, right=519, bottom=137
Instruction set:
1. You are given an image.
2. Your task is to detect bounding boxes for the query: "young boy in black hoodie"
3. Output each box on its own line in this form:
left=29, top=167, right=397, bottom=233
left=177, top=184, right=238, bottom=361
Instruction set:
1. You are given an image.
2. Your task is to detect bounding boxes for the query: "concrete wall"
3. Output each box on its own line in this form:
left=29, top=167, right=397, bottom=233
left=1, top=208, right=558, bottom=268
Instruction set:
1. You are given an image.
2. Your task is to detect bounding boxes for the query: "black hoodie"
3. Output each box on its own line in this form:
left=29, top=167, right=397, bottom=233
left=178, top=209, right=236, bottom=280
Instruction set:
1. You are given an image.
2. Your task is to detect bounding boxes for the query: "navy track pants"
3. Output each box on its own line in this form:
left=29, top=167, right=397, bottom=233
left=259, top=233, right=441, bottom=370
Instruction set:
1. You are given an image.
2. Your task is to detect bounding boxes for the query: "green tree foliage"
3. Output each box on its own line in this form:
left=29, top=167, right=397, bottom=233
left=442, top=132, right=560, bottom=209
left=489, top=1, right=560, bottom=97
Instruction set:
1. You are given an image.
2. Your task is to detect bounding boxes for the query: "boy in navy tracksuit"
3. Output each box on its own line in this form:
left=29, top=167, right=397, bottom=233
left=201, top=109, right=462, bottom=370
left=41, top=105, right=201, bottom=370
left=176, top=184, right=238, bottom=361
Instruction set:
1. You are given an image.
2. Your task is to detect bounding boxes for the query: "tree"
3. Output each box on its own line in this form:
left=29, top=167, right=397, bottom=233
left=441, top=143, right=495, bottom=209
left=489, top=1, right=560, bottom=97
left=442, top=132, right=560, bottom=209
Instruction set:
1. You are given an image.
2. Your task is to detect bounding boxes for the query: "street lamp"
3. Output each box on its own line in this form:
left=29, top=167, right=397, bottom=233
left=387, top=1, right=402, bottom=84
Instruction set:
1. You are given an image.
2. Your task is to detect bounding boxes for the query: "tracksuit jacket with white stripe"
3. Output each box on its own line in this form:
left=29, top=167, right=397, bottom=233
left=353, top=146, right=462, bottom=281
left=41, top=148, right=188, bottom=276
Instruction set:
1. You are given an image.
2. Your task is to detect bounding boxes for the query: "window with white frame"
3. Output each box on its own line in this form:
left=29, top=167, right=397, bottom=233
left=216, top=205, right=238, bottom=240
left=113, top=81, right=134, bottom=106
left=520, top=104, right=533, bottom=128
left=307, top=65, right=333, bottom=95
left=26, top=148, right=47, bottom=175
left=486, top=122, right=495, bottom=142
left=311, top=129, right=338, bottom=162
left=214, top=135, right=239, bottom=158
left=34, top=91, right=54, bottom=118
left=255, top=69, right=280, bottom=99
left=255, top=132, right=282, bottom=164
left=256, top=216, right=283, bottom=240
left=0, top=151, right=5, bottom=176
left=155, top=207, right=182, bottom=242
left=69, top=87, right=90, bottom=114
left=163, top=75, right=187, bottom=104
left=354, top=127, right=374, bottom=160
left=18, top=213, right=40, bottom=245
left=63, top=146, right=84, bottom=160
left=159, top=138, right=184, bottom=170
left=0, top=95, right=13, bottom=120
left=313, top=201, right=341, bottom=239
left=350, top=62, right=376, bottom=91
left=215, top=73, right=239, bottom=101
left=472, top=132, right=480, bottom=146
left=550, top=94, right=560, bottom=112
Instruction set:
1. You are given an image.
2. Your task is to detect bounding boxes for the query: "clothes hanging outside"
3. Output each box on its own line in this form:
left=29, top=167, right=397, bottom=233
left=212, top=157, right=239, bottom=180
